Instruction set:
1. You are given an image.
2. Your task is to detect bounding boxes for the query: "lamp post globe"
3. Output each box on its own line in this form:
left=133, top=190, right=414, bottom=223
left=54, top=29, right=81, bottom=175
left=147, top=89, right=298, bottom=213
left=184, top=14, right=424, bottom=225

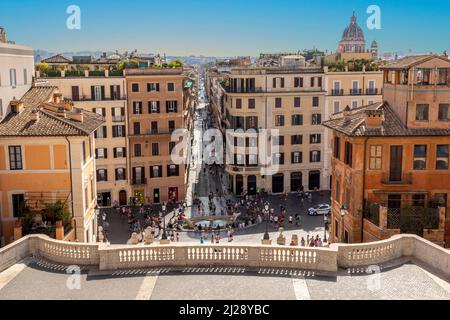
left=161, top=201, right=168, bottom=240
left=263, top=202, right=270, bottom=240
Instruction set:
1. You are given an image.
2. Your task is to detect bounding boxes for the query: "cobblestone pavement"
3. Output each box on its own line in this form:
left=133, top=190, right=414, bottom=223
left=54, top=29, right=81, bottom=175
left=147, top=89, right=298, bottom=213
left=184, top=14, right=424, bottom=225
left=0, top=258, right=449, bottom=300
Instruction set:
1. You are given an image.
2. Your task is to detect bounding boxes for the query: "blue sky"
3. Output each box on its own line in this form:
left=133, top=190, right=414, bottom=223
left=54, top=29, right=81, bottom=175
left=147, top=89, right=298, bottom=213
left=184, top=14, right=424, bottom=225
left=0, top=0, right=449, bottom=56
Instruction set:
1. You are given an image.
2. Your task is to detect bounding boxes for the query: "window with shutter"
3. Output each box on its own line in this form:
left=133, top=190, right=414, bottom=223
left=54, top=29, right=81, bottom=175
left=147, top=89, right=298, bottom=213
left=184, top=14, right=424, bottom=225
left=313, top=97, right=319, bottom=107
left=134, top=122, right=141, bottom=135
left=334, top=137, right=341, bottom=159
left=344, top=142, right=353, bottom=167
left=152, top=143, right=159, bottom=156
left=275, top=98, right=282, bottom=108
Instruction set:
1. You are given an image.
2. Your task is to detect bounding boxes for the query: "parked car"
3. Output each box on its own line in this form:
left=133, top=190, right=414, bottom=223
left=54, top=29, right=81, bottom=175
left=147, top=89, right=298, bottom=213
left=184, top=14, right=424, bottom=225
left=308, top=204, right=331, bottom=216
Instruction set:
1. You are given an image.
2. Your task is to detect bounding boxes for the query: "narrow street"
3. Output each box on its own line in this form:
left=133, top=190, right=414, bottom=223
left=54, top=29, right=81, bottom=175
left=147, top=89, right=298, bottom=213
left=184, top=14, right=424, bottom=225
left=100, top=71, right=330, bottom=245
left=186, top=75, right=230, bottom=218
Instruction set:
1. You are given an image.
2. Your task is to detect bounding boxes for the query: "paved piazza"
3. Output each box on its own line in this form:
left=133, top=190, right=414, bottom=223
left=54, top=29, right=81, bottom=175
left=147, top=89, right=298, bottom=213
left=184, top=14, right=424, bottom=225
left=0, top=258, right=449, bottom=300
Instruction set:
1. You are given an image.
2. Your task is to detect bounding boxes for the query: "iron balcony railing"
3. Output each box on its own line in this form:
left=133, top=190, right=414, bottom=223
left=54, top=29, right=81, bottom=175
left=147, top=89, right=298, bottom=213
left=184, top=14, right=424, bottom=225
left=131, top=178, right=147, bottom=186
left=331, top=89, right=344, bottom=96
left=224, top=87, right=265, bottom=94
left=112, top=115, right=125, bottom=122
left=349, top=88, right=363, bottom=95
left=366, top=88, right=379, bottom=95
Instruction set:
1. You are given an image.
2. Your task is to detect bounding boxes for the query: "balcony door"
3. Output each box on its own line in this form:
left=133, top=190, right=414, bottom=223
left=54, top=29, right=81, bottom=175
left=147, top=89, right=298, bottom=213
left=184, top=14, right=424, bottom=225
left=389, top=146, right=403, bottom=182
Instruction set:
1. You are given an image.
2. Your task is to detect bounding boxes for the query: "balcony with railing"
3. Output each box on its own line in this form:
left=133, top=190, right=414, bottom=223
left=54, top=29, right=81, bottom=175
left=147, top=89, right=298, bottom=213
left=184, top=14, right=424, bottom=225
left=112, top=115, right=125, bottom=122
left=363, top=200, right=445, bottom=244
left=131, top=178, right=147, bottom=186
left=381, top=172, right=413, bottom=185
left=224, top=86, right=265, bottom=94
left=349, top=88, right=363, bottom=95
left=366, top=88, right=380, bottom=95
left=331, top=89, right=344, bottom=96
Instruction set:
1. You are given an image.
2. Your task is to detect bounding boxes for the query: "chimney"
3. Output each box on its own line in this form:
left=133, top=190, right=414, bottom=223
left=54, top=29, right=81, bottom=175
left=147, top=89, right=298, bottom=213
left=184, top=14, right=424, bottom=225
left=343, top=105, right=352, bottom=123
left=365, top=109, right=384, bottom=129
left=10, top=99, right=24, bottom=113
left=30, top=110, right=40, bottom=122
left=63, top=100, right=73, bottom=111
left=53, top=93, right=63, bottom=104
left=67, top=111, right=83, bottom=122
left=0, top=26, right=6, bottom=44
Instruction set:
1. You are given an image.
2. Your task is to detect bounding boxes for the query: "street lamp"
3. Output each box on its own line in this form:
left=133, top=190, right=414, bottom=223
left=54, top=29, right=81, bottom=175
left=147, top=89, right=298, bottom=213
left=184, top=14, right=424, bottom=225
left=94, top=206, right=101, bottom=242
left=161, top=202, right=168, bottom=240
left=323, top=214, right=328, bottom=243
left=263, top=202, right=270, bottom=240
left=340, top=205, right=347, bottom=243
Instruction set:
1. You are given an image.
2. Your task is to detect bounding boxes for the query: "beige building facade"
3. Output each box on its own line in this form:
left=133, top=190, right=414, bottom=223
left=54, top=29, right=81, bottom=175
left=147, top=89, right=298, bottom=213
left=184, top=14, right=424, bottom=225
left=213, top=67, right=327, bottom=195
left=0, top=86, right=103, bottom=245
left=125, top=68, right=187, bottom=205
left=38, top=73, right=130, bottom=206
left=323, top=67, right=384, bottom=188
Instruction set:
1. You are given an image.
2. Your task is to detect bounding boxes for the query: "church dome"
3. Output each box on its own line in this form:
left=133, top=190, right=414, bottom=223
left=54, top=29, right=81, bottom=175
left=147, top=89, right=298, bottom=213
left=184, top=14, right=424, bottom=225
left=341, top=13, right=365, bottom=41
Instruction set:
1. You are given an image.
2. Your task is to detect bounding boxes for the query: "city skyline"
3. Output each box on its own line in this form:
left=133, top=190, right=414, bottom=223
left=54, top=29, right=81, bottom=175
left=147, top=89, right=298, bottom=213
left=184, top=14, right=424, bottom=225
left=1, top=0, right=449, bottom=56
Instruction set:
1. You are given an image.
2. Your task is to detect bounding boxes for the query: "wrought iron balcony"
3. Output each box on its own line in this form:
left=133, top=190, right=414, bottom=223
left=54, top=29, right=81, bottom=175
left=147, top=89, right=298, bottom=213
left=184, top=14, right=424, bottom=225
left=366, top=88, right=379, bottom=95
left=349, top=88, right=363, bottom=95
left=131, top=178, right=147, bottom=185
left=331, top=89, right=344, bottom=96
left=112, top=115, right=125, bottom=122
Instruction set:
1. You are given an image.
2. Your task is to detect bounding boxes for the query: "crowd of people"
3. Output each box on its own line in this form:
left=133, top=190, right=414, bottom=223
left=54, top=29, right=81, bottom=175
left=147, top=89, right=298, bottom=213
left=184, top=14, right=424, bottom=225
left=300, top=234, right=326, bottom=247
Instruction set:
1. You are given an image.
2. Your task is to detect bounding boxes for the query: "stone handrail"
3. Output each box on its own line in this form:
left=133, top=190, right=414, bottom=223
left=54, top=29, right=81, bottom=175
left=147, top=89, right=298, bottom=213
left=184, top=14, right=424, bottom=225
left=98, top=243, right=337, bottom=272
left=331, top=235, right=407, bottom=268
left=0, top=234, right=448, bottom=276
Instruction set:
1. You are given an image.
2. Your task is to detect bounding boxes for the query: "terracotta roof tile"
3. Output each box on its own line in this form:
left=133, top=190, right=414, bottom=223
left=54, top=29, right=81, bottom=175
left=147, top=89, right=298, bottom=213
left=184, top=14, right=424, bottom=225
left=382, top=55, right=449, bottom=69
left=41, top=54, right=72, bottom=64
left=323, top=102, right=450, bottom=137
left=0, top=86, right=104, bottom=137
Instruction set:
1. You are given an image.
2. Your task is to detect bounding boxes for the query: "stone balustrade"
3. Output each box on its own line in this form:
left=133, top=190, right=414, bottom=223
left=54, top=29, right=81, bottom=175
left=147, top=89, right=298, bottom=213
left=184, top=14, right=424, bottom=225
left=0, top=234, right=448, bottom=276
left=98, top=244, right=337, bottom=272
